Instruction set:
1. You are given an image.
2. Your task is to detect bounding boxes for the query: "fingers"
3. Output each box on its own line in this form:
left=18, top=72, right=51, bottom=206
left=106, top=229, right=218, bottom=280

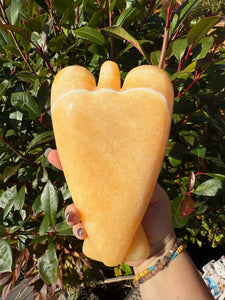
left=65, top=204, right=81, bottom=225
left=65, top=204, right=87, bottom=240
left=72, top=223, right=88, bottom=239
left=45, top=148, right=63, bottom=170
left=45, top=149, right=88, bottom=240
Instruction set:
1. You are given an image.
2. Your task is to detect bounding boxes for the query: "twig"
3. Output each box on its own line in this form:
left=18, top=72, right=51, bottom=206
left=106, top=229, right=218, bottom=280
left=98, top=275, right=134, bottom=284
left=141, top=0, right=156, bottom=28
left=158, top=0, right=173, bottom=69
left=1, top=137, right=35, bottom=166
left=108, top=0, right=114, bottom=60
left=176, top=70, right=201, bottom=98
left=0, top=2, right=35, bottom=74
left=23, top=0, right=31, bottom=19
left=10, top=32, right=35, bottom=74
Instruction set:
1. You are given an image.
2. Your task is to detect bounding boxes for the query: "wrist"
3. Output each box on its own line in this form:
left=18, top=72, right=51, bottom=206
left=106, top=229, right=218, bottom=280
left=133, top=236, right=186, bottom=287
left=133, top=234, right=177, bottom=275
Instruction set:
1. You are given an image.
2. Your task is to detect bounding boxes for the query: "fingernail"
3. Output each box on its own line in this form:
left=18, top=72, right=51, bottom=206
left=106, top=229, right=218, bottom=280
left=44, top=148, right=53, bottom=158
left=65, top=211, right=75, bottom=224
left=77, top=227, right=83, bottom=237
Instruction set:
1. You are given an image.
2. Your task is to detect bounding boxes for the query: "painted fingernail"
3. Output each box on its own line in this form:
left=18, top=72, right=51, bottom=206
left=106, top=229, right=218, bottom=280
left=65, top=211, right=74, bottom=224
left=44, top=148, right=53, bottom=158
left=77, top=227, right=83, bottom=237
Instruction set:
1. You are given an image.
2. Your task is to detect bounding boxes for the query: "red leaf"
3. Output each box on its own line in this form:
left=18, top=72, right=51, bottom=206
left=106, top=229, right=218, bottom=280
left=0, top=272, right=12, bottom=286
left=180, top=197, right=195, bottom=218
left=1, top=281, right=12, bottom=300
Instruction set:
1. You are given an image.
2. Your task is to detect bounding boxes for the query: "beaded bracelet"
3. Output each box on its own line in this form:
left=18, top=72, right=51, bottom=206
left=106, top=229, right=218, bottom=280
left=133, top=239, right=186, bottom=287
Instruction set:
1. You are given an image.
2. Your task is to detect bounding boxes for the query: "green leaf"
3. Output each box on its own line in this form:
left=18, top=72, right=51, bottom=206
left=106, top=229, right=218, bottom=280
left=16, top=71, right=36, bottom=84
left=27, top=131, right=54, bottom=151
left=0, top=239, right=12, bottom=272
left=205, top=173, right=225, bottom=181
left=109, top=0, right=118, bottom=12
left=41, top=181, right=58, bottom=227
left=150, top=51, right=161, bottom=66
left=170, top=0, right=201, bottom=34
left=192, top=36, right=214, bottom=61
left=102, top=26, right=149, bottom=62
left=187, top=17, right=221, bottom=48
left=191, top=143, right=206, bottom=158
left=0, top=22, right=31, bottom=42
left=0, top=186, right=17, bottom=219
left=59, top=0, right=82, bottom=25
left=0, top=29, right=9, bottom=45
left=0, top=226, right=7, bottom=235
left=172, top=38, right=187, bottom=60
left=55, top=221, right=73, bottom=236
left=25, top=16, right=45, bottom=34
left=169, top=156, right=182, bottom=167
left=37, top=80, right=50, bottom=112
left=38, top=243, right=58, bottom=284
left=14, top=185, right=25, bottom=212
left=48, top=34, right=67, bottom=52
left=208, top=73, right=225, bottom=92
left=184, top=61, right=197, bottom=72
left=179, top=130, right=199, bottom=146
left=11, top=91, right=41, bottom=120
left=30, top=235, right=48, bottom=245
left=3, top=163, right=22, bottom=182
left=39, top=215, right=50, bottom=236
left=33, top=0, right=49, bottom=12
left=9, top=111, right=23, bottom=130
left=54, top=0, right=74, bottom=14
left=88, top=10, right=105, bottom=28
left=115, top=6, right=141, bottom=27
left=32, top=194, right=42, bottom=216
left=170, top=71, right=190, bottom=81
left=74, top=26, right=106, bottom=45
left=0, top=80, right=10, bottom=99
left=195, top=179, right=225, bottom=196
left=7, top=0, right=28, bottom=25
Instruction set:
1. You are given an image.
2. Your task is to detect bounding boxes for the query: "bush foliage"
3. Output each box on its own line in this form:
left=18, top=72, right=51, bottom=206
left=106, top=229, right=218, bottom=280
left=0, top=0, right=224, bottom=298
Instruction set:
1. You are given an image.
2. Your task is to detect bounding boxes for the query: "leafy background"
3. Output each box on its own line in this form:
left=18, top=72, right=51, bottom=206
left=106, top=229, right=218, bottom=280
left=0, top=0, right=224, bottom=299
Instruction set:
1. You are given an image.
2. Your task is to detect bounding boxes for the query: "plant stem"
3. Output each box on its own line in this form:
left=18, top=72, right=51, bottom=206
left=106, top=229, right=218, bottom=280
left=176, top=70, right=201, bottom=98
left=0, top=137, right=35, bottom=166
left=109, top=0, right=114, bottom=60
left=10, top=32, right=35, bottom=74
left=0, top=3, right=35, bottom=74
left=23, top=0, right=32, bottom=19
left=158, top=0, right=173, bottom=69
left=38, top=46, right=56, bottom=74
left=141, top=0, right=156, bottom=28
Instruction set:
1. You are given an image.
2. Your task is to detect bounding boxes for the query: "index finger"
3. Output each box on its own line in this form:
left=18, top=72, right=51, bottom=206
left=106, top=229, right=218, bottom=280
left=45, top=148, right=63, bottom=170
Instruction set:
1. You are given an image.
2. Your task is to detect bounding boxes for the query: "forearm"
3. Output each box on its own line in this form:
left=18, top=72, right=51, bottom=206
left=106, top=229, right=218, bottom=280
left=134, top=246, right=214, bottom=300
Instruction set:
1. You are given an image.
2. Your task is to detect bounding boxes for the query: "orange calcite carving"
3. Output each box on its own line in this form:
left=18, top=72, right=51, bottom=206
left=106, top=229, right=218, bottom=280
left=51, top=61, right=174, bottom=266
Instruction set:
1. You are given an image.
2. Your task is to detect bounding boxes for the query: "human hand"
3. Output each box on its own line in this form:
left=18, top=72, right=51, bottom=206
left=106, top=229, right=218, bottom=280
left=45, top=148, right=87, bottom=240
left=45, top=148, right=176, bottom=267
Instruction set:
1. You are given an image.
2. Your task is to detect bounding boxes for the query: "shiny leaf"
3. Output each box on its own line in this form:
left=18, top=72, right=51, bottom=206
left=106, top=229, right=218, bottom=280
left=195, top=179, right=225, bottom=196
left=41, top=181, right=58, bottom=227
left=187, top=16, right=221, bottom=47
left=11, top=92, right=41, bottom=120
left=38, top=243, right=58, bottom=284
left=74, top=26, right=106, bottom=45
left=0, top=239, right=12, bottom=272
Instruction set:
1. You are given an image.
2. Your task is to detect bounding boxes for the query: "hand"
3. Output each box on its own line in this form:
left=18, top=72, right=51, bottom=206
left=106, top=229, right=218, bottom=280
left=45, top=148, right=87, bottom=240
left=45, top=148, right=176, bottom=266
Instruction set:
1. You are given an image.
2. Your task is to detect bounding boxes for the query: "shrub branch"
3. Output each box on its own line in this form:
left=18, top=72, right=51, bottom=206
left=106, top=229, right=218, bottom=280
left=158, top=0, right=173, bottom=69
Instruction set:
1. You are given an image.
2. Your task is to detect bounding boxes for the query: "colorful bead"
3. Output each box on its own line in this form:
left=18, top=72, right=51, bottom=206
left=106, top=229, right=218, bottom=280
left=133, top=239, right=186, bottom=287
